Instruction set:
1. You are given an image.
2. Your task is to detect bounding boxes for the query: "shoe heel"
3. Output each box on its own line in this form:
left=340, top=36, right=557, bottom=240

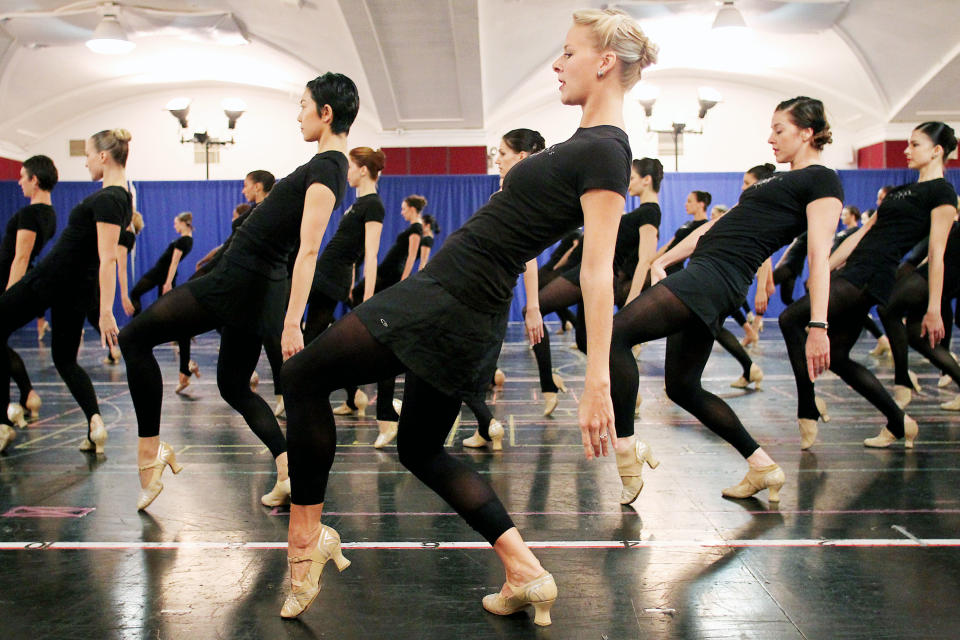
left=644, top=450, right=660, bottom=470
left=532, top=599, right=555, bottom=626
left=552, top=373, right=567, bottom=393
left=167, top=450, right=184, bottom=475
left=767, top=480, right=783, bottom=503
left=332, top=547, right=351, bottom=572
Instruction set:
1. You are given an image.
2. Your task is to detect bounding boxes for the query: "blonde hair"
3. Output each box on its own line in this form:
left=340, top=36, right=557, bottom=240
left=176, top=211, right=193, bottom=228
left=91, top=128, right=132, bottom=167
left=131, top=211, right=144, bottom=235
left=572, top=8, right=658, bottom=91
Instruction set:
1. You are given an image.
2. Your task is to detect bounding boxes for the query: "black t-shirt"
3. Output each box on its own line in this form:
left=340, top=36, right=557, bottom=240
left=544, top=231, right=581, bottom=270
left=0, top=203, right=57, bottom=284
left=689, top=164, right=844, bottom=288
left=118, top=229, right=136, bottom=252
left=149, top=236, right=193, bottom=278
left=664, top=218, right=709, bottom=275
left=839, top=178, right=957, bottom=301
left=225, top=152, right=348, bottom=280
left=38, top=186, right=132, bottom=280
left=830, top=226, right=858, bottom=254
left=614, top=203, right=661, bottom=277
left=314, top=193, right=386, bottom=299
left=421, top=235, right=434, bottom=249
left=424, top=125, right=631, bottom=312
left=379, top=222, right=423, bottom=282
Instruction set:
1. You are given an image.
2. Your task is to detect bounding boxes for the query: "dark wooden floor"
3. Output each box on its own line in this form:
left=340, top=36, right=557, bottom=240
left=1, top=321, right=959, bottom=639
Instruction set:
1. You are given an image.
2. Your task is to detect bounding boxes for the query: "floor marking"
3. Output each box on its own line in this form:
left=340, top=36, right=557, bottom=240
left=508, top=414, right=516, bottom=446
left=3, top=538, right=960, bottom=551
left=891, top=525, right=925, bottom=545
left=2, top=506, right=95, bottom=518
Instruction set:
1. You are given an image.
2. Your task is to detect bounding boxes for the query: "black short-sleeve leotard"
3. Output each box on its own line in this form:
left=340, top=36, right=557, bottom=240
left=147, top=236, right=193, bottom=279
left=36, top=186, right=132, bottom=287
left=663, top=218, right=709, bottom=275
left=830, top=226, right=857, bottom=254
left=614, top=203, right=661, bottom=279
left=544, top=231, right=581, bottom=271
left=378, top=222, right=423, bottom=285
left=224, top=152, right=348, bottom=280
left=118, top=229, right=136, bottom=253
left=0, top=203, right=57, bottom=288
left=838, top=178, right=957, bottom=303
left=780, top=231, right=808, bottom=274
left=662, top=164, right=844, bottom=333
left=421, top=235, right=434, bottom=250
left=313, top=192, right=386, bottom=301
left=920, top=222, right=960, bottom=298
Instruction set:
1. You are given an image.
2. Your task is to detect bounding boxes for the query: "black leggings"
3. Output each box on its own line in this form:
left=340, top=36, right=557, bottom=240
left=118, top=284, right=287, bottom=457
left=303, top=289, right=339, bottom=346
left=730, top=301, right=752, bottom=326
left=779, top=278, right=907, bottom=436
left=773, top=264, right=799, bottom=306
left=0, top=277, right=99, bottom=427
left=862, top=313, right=884, bottom=339
left=716, top=326, right=753, bottom=377
left=464, top=395, right=495, bottom=440
left=344, top=274, right=400, bottom=421
left=879, top=272, right=960, bottom=388
left=527, top=276, right=585, bottom=393
left=538, top=267, right=577, bottom=328
left=610, top=283, right=761, bottom=458
left=7, top=347, right=33, bottom=405
left=282, top=312, right=514, bottom=544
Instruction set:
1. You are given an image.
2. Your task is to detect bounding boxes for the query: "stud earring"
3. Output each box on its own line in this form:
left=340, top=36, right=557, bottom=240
left=597, top=70, right=604, bottom=78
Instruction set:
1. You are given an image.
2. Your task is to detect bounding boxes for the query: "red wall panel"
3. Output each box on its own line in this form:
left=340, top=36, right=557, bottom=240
left=884, top=141, right=909, bottom=168
left=857, top=142, right=884, bottom=169
left=381, top=146, right=487, bottom=175
left=409, top=147, right=448, bottom=175
left=0, top=157, right=22, bottom=181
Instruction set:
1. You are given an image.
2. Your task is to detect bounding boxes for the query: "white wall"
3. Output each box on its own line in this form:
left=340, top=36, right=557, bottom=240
left=20, top=87, right=379, bottom=182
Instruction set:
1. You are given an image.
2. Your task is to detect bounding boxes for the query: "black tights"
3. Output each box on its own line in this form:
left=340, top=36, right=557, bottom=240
left=0, top=278, right=99, bottom=427
left=538, top=267, right=577, bottom=328
left=716, top=326, right=753, bottom=377
left=7, top=347, right=33, bottom=405
left=303, top=289, right=339, bottom=346
left=282, top=313, right=514, bottom=544
left=118, top=284, right=287, bottom=457
left=610, top=283, right=760, bottom=458
left=730, top=301, right=752, bottom=326
left=879, top=273, right=960, bottom=389
left=773, top=265, right=798, bottom=306
left=527, top=276, right=585, bottom=392
left=780, top=278, right=907, bottom=436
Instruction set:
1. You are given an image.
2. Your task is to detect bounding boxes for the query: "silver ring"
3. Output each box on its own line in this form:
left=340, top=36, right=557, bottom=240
left=599, top=433, right=608, bottom=440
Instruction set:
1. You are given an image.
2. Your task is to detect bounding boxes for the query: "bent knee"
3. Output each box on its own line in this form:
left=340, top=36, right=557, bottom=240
left=664, top=376, right=697, bottom=406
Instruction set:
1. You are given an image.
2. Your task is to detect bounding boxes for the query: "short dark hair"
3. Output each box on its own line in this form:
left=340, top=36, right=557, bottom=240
left=746, top=163, right=776, bottom=182
left=422, top=214, right=439, bottom=234
left=306, top=72, right=359, bottom=135
left=502, top=129, right=545, bottom=154
left=693, top=190, right=712, bottom=208
left=22, top=155, right=58, bottom=191
left=246, top=170, right=275, bottom=193
left=844, top=205, right=860, bottom=218
left=632, top=157, right=664, bottom=192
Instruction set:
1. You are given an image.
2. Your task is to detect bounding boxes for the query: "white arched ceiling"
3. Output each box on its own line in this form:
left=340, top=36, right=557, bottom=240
left=0, top=0, right=956, bottom=169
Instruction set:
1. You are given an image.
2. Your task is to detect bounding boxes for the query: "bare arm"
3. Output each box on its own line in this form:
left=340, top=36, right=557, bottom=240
left=804, top=197, right=843, bottom=381
left=362, top=221, right=383, bottom=302
left=162, top=248, right=183, bottom=294
left=6, top=229, right=36, bottom=289
left=522, top=259, right=543, bottom=345
left=650, top=219, right=718, bottom=283
left=400, top=233, right=421, bottom=281
left=418, top=244, right=432, bottom=270
left=117, top=245, right=135, bottom=316
left=828, top=214, right=876, bottom=271
left=755, top=258, right=773, bottom=314
left=282, top=183, right=337, bottom=359
left=921, top=204, right=957, bottom=347
left=196, top=245, right=220, bottom=271
left=578, top=189, right=623, bottom=460
left=96, top=222, right=122, bottom=348
left=625, top=225, right=658, bottom=305
left=552, top=238, right=579, bottom=270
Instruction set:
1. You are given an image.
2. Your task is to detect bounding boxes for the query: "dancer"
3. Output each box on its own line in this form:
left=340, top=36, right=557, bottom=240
left=0, top=130, right=133, bottom=454
left=611, top=96, right=843, bottom=504
left=119, top=73, right=355, bottom=510
left=339, top=194, right=424, bottom=447
left=91, top=212, right=143, bottom=366
left=780, top=121, right=956, bottom=449
left=419, top=214, right=438, bottom=267
left=538, top=229, right=581, bottom=332
left=279, top=9, right=655, bottom=624
left=656, top=190, right=711, bottom=275
left=303, top=146, right=385, bottom=346
left=526, top=157, right=663, bottom=417
left=1, top=156, right=58, bottom=432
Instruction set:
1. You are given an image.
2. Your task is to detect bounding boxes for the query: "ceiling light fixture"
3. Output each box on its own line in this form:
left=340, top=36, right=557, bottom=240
left=712, top=1, right=748, bottom=32
left=86, top=4, right=134, bottom=55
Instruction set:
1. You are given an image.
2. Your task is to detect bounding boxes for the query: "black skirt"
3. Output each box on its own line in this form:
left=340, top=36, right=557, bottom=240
left=184, top=259, right=288, bottom=337
left=661, top=258, right=744, bottom=336
left=353, top=273, right=508, bottom=400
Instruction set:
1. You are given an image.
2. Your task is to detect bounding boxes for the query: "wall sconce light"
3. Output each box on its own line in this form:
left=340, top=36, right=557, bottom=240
left=164, top=97, right=245, bottom=179
left=165, top=97, right=191, bottom=128
left=697, top=87, right=723, bottom=119
left=635, top=83, right=660, bottom=117
left=222, top=98, right=247, bottom=129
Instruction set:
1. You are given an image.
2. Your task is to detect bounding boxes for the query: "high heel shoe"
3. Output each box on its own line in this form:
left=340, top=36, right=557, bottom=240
left=83, top=415, right=107, bottom=454
left=332, top=389, right=369, bottom=416
left=189, top=360, right=201, bottom=378
left=24, top=391, right=41, bottom=420
left=175, top=373, right=191, bottom=394
left=542, top=373, right=566, bottom=417
left=7, top=403, right=27, bottom=428
left=864, top=416, right=918, bottom=449
left=798, top=418, right=818, bottom=450
left=634, top=391, right=642, bottom=417
left=907, top=369, right=922, bottom=393
left=722, top=464, right=786, bottom=502
left=137, top=441, right=183, bottom=510
left=616, top=440, right=660, bottom=505
left=482, top=571, right=557, bottom=627
left=730, top=363, right=763, bottom=389
left=814, top=396, right=831, bottom=422
left=261, top=477, right=291, bottom=507
left=0, top=423, right=15, bottom=453
left=374, top=420, right=398, bottom=448
left=493, top=368, right=506, bottom=388
left=869, top=335, right=891, bottom=357
left=741, top=324, right=759, bottom=349
left=274, top=396, right=286, bottom=419
left=893, top=385, right=912, bottom=409
left=463, top=419, right=504, bottom=451
left=280, top=524, right=351, bottom=619
left=249, top=371, right=260, bottom=391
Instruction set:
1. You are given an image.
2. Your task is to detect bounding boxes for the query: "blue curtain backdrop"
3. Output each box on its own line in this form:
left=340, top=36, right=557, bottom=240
left=1, top=168, right=957, bottom=326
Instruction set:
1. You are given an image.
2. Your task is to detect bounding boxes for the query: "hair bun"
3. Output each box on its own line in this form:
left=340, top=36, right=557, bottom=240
left=112, top=128, right=132, bottom=142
